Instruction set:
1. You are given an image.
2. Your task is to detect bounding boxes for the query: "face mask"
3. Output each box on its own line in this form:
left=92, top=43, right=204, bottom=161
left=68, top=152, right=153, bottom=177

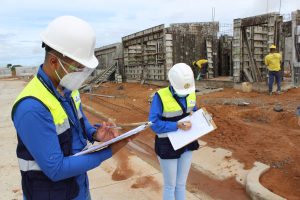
left=177, top=94, right=187, bottom=98
left=175, top=91, right=187, bottom=98
left=55, top=58, right=94, bottom=91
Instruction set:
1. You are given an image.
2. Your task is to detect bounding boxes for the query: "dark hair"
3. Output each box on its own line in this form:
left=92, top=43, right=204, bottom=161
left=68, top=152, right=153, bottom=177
left=42, top=42, right=53, bottom=52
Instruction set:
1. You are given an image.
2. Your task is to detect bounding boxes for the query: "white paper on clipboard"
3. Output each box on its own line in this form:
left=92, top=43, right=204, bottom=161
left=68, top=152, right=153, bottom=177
left=74, top=122, right=152, bottom=156
left=167, top=108, right=216, bottom=150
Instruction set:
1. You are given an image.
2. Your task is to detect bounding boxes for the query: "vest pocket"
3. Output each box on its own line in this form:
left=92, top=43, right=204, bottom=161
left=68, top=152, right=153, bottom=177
left=155, top=136, right=183, bottom=159
left=186, top=140, right=200, bottom=151
left=32, top=180, right=67, bottom=200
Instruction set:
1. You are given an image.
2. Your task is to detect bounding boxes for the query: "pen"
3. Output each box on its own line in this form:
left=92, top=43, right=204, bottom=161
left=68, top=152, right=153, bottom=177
left=106, top=126, right=122, bottom=129
left=181, top=122, right=190, bottom=126
left=94, top=124, right=122, bottom=129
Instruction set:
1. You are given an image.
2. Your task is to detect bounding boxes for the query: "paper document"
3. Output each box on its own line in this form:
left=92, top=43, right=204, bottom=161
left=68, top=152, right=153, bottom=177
left=167, top=108, right=217, bottom=150
left=74, top=122, right=152, bottom=156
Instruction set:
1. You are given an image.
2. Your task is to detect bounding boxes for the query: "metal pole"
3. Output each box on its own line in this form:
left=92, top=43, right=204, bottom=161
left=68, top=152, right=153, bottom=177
left=279, top=0, right=282, bottom=13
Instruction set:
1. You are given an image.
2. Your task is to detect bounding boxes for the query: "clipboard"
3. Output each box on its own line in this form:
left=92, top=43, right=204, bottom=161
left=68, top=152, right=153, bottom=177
left=74, top=122, right=152, bottom=156
left=201, top=107, right=217, bottom=129
left=167, top=108, right=217, bottom=150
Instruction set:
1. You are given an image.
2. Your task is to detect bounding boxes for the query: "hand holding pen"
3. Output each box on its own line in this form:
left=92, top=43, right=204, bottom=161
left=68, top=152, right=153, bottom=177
left=177, top=121, right=192, bottom=131
left=93, top=120, right=120, bottom=142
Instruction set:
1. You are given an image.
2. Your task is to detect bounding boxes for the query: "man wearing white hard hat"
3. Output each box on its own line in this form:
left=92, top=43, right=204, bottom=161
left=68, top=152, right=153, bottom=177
left=11, top=16, right=127, bottom=200
left=149, top=63, right=199, bottom=200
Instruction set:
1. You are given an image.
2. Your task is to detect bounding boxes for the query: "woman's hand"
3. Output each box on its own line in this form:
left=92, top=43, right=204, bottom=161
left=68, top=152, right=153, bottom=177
left=177, top=121, right=192, bottom=131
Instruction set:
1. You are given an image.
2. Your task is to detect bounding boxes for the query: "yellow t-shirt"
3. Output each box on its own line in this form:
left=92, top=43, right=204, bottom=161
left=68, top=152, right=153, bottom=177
left=264, top=53, right=282, bottom=71
left=193, top=59, right=208, bottom=69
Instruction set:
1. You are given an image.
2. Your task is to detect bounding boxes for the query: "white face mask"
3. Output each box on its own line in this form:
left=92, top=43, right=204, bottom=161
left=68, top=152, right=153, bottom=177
left=176, top=93, right=187, bottom=98
left=174, top=90, right=187, bottom=98
left=55, top=58, right=94, bottom=91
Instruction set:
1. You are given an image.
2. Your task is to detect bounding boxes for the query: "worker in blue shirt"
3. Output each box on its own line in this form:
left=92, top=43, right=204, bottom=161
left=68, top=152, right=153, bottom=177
left=149, top=63, right=199, bottom=200
left=12, top=16, right=128, bottom=200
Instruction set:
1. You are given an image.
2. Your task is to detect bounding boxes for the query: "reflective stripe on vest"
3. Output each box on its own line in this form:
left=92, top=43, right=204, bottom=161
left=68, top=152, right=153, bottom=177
left=157, top=87, right=196, bottom=118
left=18, top=158, right=41, bottom=171
left=56, top=118, right=71, bottom=135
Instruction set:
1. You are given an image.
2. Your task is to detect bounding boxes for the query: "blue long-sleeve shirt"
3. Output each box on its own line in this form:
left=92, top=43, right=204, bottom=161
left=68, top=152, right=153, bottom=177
left=149, top=86, right=197, bottom=134
left=13, top=65, right=112, bottom=200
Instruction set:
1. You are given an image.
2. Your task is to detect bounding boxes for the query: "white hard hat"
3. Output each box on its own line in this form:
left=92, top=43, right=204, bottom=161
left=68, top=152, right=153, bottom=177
left=168, top=63, right=195, bottom=96
left=40, top=16, right=98, bottom=69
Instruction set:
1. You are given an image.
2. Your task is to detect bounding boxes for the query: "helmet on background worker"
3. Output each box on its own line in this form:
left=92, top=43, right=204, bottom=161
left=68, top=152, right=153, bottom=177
left=168, top=63, right=195, bottom=96
left=40, top=16, right=98, bottom=90
left=269, top=44, right=277, bottom=53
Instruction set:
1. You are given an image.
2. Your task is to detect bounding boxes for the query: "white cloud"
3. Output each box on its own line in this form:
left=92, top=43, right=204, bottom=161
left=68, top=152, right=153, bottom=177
left=0, top=0, right=299, bottom=66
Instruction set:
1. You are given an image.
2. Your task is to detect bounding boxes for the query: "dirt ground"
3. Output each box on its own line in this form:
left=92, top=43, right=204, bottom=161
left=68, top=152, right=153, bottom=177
left=81, top=82, right=300, bottom=200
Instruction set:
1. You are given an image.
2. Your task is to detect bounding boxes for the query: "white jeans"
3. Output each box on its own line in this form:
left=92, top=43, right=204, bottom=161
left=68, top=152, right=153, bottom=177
left=158, top=151, right=193, bottom=200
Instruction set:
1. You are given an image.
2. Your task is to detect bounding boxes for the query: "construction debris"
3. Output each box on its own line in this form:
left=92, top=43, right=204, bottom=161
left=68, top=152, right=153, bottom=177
left=273, top=103, right=283, bottom=112
left=85, top=93, right=116, bottom=98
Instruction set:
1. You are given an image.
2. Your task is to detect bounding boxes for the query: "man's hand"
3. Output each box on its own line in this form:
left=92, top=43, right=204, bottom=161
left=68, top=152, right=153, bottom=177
left=177, top=121, right=192, bottom=131
left=94, top=121, right=119, bottom=142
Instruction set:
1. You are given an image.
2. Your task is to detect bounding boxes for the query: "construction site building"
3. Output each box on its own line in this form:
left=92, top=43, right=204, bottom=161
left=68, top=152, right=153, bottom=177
left=121, top=23, right=219, bottom=81
left=93, top=43, right=123, bottom=84
left=91, top=10, right=300, bottom=88
left=233, top=11, right=300, bottom=86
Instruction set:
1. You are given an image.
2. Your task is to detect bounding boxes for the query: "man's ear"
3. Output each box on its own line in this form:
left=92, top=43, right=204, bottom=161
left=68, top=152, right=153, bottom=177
left=48, top=55, right=59, bottom=70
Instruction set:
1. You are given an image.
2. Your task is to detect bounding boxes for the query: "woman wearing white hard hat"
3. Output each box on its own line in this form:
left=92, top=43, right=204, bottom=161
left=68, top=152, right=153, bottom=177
left=12, top=16, right=128, bottom=200
left=149, top=63, right=199, bottom=200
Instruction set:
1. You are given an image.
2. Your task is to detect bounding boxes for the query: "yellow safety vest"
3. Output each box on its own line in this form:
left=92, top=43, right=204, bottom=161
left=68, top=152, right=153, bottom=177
left=155, top=87, right=199, bottom=159
left=12, top=76, right=83, bottom=172
left=13, top=76, right=82, bottom=135
left=157, top=87, right=196, bottom=118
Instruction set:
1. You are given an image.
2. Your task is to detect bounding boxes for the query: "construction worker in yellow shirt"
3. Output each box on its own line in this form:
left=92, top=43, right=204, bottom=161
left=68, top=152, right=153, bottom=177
left=264, top=45, right=282, bottom=95
left=192, top=59, right=208, bottom=80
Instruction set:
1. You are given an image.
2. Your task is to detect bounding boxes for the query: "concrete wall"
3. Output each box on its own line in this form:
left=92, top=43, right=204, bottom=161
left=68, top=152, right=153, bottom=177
left=166, top=22, right=219, bottom=78
left=233, top=13, right=283, bottom=83
left=121, top=22, right=219, bottom=81
left=94, top=43, right=123, bottom=74
left=122, top=24, right=165, bottom=81
left=291, top=10, right=300, bottom=86
left=218, top=35, right=233, bottom=76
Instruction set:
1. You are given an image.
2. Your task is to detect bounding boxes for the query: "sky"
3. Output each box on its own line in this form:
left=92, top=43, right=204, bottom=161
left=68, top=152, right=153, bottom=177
left=0, top=0, right=299, bottom=67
